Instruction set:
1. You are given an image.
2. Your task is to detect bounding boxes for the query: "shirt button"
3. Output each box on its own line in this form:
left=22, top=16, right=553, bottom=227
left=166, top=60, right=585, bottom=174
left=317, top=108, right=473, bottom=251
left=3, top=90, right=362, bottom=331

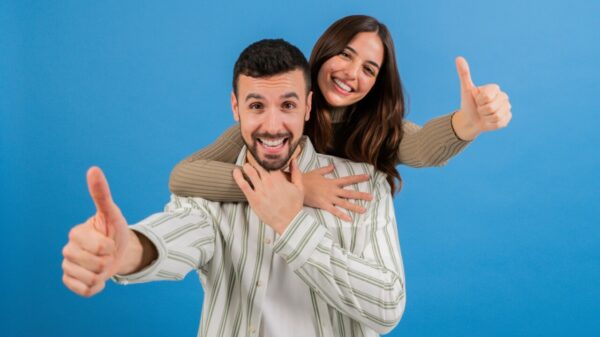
left=264, top=238, right=272, bottom=245
left=256, top=280, right=262, bottom=287
left=249, top=325, right=256, bottom=333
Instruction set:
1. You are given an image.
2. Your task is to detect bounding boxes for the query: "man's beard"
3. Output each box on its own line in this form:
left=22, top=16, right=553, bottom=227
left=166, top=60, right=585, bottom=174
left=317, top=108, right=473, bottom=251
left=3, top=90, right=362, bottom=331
left=245, top=131, right=301, bottom=171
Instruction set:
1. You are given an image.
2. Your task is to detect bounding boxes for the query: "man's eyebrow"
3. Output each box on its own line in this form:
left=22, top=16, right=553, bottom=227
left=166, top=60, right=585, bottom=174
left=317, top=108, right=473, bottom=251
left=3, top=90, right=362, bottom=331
left=245, top=93, right=264, bottom=102
left=281, top=92, right=299, bottom=100
left=346, top=46, right=381, bottom=69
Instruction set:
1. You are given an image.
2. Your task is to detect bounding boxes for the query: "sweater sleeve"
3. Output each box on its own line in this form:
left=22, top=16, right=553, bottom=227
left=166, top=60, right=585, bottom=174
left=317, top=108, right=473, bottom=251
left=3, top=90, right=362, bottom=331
left=169, top=125, right=247, bottom=202
left=398, top=112, right=471, bottom=167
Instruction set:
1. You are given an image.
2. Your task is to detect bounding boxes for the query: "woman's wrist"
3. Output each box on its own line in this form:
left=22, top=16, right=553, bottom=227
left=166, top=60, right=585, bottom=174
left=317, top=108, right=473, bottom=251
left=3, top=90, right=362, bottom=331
left=451, top=110, right=481, bottom=141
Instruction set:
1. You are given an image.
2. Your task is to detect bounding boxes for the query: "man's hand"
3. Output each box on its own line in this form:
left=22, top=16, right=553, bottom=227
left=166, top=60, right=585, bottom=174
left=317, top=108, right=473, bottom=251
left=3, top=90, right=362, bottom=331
left=232, top=159, right=304, bottom=235
left=452, top=56, right=512, bottom=141
left=61, top=167, right=144, bottom=297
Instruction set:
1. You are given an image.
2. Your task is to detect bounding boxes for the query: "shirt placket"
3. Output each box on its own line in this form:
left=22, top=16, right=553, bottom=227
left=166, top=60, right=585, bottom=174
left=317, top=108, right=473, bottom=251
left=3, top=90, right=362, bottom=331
left=246, top=216, right=276, bottom=336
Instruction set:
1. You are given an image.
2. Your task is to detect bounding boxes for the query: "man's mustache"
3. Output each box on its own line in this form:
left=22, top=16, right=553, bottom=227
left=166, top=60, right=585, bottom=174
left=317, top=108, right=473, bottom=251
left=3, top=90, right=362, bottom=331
left=251, top=131, right=292, bottom=140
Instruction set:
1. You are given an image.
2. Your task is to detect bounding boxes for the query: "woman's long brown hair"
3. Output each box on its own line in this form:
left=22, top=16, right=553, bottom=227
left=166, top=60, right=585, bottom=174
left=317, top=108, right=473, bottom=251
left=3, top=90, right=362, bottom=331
left=304, top=15, right=406, bottom=193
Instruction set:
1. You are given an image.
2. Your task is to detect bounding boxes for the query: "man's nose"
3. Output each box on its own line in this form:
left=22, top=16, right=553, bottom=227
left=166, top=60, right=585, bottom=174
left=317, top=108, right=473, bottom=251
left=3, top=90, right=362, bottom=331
left=263, top=109, right=284, bottom=132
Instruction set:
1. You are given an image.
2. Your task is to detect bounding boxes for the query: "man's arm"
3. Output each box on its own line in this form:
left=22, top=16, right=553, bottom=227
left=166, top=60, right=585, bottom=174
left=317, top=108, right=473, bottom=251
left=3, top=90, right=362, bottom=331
left=62, top=167, right=215, bottom=297
left=274, top=174, right=405, bottom=334
left=112, top=195, right=217, bottom=284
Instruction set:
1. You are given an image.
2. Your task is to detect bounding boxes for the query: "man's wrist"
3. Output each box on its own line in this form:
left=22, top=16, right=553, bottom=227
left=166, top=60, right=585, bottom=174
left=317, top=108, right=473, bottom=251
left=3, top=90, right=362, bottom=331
left=274, top=207, right=303, bottom=235
left=117, top=230, right=157, bottom=275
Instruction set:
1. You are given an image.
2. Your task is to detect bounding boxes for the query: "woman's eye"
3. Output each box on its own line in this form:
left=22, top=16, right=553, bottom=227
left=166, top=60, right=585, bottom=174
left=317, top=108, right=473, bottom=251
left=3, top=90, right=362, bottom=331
left=364, top=67, right=376, bottom=76
left=339, top=51, right=350, bottom=58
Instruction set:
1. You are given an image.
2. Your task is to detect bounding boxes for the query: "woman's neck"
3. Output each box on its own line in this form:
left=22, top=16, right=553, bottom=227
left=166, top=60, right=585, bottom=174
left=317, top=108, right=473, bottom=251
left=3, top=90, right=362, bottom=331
left=328, top=106, right=348, bottom=124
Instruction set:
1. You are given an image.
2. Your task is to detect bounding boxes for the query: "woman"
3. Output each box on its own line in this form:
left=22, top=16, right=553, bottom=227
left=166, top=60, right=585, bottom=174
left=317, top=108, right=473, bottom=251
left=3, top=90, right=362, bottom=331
left=170, top=15, right=511, bottom=220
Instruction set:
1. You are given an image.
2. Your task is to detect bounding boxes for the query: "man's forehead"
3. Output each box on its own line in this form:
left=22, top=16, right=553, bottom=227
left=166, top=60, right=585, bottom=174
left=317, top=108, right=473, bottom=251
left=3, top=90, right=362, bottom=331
left=245, top=92, right=299, bottom=102
left=237, top=70, right=306, bottom=98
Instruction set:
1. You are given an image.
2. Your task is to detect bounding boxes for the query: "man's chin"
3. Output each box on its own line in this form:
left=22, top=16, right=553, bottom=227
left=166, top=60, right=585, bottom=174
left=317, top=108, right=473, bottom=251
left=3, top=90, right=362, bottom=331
left=246, top=136, right=301, bottom=171
left=257, top=156, right=288, bottom=171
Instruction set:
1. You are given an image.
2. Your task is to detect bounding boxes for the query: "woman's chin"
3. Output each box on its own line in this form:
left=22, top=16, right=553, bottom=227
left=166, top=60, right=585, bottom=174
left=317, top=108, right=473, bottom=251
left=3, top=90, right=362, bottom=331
left=324, top=93, right=352, bottom=108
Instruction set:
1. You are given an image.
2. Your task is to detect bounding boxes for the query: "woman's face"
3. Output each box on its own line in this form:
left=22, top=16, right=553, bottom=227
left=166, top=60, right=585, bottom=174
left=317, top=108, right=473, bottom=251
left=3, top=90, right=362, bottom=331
left=317, top=31, right=385, bottom=108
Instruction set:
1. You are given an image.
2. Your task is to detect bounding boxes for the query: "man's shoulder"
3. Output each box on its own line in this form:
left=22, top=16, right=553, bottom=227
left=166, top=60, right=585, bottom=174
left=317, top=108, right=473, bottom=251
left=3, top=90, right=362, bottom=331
left=165, top=194, right=222, bottom=215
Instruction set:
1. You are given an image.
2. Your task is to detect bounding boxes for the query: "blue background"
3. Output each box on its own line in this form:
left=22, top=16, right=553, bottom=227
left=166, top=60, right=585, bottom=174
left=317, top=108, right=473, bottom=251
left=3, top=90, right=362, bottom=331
left=2, top=1, right=599, bottom=336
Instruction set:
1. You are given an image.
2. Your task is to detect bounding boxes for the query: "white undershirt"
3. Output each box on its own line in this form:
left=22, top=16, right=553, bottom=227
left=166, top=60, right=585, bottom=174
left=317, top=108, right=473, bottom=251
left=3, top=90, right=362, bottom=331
left=259, top=252, right=316, bottom=337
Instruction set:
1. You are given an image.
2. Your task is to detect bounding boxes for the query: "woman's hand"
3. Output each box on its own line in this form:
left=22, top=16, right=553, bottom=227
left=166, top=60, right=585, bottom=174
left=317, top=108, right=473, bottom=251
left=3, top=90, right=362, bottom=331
left=453, top=56, right=513, bottom=141
left=303, top=164, right=373, bottom=221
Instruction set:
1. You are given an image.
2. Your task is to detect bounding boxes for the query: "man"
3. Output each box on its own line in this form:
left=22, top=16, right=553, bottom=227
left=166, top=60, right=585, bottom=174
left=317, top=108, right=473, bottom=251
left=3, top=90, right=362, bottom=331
left=61, top=39, right=405, bottom=337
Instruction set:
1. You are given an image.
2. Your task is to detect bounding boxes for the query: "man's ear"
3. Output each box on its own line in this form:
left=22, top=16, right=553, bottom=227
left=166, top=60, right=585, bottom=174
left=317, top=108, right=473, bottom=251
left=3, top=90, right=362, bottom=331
left=231, top=92, right=240, bottom=122
left=304, top=91, right=313, bottom=121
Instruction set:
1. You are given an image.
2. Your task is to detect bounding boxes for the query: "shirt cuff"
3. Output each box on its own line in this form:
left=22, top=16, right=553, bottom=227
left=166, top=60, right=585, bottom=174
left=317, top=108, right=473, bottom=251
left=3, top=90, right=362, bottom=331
left=111, top=226, right=164, bottom=285
left=273, top=210, right=327, bottom=271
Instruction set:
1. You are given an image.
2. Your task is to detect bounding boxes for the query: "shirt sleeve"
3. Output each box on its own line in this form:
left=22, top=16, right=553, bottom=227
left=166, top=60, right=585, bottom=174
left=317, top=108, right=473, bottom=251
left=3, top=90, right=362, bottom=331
left=398, top=112, right=471, bottom=167
left=273, top=174, right=405, bottom=334
left=169, top=124, right=247, bottom=202
left=112, top=195, right=216, bottom=285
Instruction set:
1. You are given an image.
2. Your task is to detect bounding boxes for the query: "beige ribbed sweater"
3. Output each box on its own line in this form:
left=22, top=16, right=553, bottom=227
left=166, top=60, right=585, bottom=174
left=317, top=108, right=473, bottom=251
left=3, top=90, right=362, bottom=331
left=169, top=112, right=470, bottom=200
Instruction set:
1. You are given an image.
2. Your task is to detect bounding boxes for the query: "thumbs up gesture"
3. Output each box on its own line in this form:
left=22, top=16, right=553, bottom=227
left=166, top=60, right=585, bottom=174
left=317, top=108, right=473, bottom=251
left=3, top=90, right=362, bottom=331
left=452, top=57, right=512, bottom=141
left=61, top=167, right=134, bottom=297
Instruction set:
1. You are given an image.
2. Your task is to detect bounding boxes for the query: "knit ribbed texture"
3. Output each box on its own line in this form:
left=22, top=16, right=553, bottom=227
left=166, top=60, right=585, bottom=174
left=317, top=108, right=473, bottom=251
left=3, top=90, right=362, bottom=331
left=169, top=113, right=470, bottom=200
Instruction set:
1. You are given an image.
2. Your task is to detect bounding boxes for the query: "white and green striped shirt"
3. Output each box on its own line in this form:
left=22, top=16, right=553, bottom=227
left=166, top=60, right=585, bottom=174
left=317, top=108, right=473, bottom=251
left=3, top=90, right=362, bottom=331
left=114, top=138, right=405, bottom=337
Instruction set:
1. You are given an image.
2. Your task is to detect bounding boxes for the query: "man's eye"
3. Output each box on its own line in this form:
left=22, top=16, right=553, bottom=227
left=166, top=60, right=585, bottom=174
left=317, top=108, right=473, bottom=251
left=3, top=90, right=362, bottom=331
left=282, top=102, right=296, bottom=110
left=249, top=103, right=263, bottom=109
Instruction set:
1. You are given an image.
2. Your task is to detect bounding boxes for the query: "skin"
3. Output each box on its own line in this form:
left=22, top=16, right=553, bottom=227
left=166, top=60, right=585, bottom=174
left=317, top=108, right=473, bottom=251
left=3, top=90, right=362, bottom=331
left=62, top=39, right=514, bottom=297
left=231, top=71, right=311, bottom=171
left=230, top=70, right=312, bottom=234
left=62, top=167, right=156, bottom=297
left=61, top=70, right=315, bottom=296
left=317, top=32, right=384, bottom=108
left=304, top=33, right=512, bottom=219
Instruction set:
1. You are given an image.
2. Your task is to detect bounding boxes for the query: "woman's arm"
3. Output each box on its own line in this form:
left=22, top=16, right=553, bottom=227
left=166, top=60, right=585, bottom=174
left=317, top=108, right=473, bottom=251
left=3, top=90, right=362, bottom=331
left=169, top=125, right=247, bottom=202
left=397, top=112, right=471, bottom=167
left=170, top=126, right=373, bottom=219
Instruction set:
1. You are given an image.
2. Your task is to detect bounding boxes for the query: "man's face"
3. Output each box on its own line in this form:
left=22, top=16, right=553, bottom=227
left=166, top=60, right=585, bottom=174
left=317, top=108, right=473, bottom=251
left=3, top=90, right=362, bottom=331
left=232, top=69, right=312, bottom=171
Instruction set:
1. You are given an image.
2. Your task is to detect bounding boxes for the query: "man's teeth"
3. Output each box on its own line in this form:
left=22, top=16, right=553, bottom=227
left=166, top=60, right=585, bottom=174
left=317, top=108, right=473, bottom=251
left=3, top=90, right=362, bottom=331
left=333, top=78, right=352, bottom=92
left=260, top=138, right=285, bottom=147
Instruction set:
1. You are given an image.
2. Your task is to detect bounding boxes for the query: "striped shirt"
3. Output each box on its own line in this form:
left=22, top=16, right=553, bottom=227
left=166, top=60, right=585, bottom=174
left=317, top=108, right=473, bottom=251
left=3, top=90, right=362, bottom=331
left=113, top=137, right=406, bottom=337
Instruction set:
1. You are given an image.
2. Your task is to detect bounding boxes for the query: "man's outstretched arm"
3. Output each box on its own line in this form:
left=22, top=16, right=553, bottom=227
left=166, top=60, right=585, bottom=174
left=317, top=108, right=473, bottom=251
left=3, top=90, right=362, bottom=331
left=61, top=167, right=158, bottom=297
left=62, top=167, right=216, bottom=296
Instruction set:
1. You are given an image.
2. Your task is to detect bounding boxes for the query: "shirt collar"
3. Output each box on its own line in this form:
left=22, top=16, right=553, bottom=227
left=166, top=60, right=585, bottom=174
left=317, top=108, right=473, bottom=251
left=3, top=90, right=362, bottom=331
left=235, top=136, right=320, bottom=173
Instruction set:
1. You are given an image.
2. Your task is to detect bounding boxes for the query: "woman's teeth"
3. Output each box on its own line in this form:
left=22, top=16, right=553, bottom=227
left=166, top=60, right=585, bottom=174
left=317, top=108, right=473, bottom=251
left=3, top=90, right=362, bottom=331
left=333, top=78, right=352, bottom=92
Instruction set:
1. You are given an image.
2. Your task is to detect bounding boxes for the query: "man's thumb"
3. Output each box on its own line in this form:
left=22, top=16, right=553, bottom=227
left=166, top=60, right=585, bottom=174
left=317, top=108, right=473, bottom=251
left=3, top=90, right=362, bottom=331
left=87, top=166, right=118, bottom=230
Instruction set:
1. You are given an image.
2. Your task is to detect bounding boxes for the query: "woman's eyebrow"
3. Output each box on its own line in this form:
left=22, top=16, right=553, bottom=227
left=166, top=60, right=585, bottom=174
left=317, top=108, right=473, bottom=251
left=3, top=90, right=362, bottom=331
left=345, top=46, right=380, bottom=69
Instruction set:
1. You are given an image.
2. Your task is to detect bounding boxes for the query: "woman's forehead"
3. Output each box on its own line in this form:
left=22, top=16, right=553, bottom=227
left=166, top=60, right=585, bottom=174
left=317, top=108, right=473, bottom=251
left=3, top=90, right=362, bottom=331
left=347, top=32, right=384, bottom=66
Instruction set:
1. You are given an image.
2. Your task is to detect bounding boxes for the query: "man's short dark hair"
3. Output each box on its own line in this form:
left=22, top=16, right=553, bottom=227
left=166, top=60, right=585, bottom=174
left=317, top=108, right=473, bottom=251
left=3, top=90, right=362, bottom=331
left=233, top=39, right=311, bottom=96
